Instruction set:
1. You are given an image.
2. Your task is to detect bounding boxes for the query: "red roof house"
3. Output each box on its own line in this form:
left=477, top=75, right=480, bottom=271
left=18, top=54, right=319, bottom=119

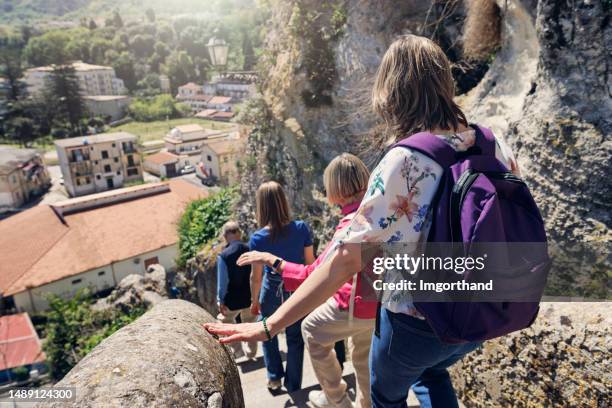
left=0, top=313, right=45, bottom=371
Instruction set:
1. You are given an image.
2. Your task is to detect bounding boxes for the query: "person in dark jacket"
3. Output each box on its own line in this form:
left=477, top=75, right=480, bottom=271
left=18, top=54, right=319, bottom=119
left=217, top=221, right=257, bottom=360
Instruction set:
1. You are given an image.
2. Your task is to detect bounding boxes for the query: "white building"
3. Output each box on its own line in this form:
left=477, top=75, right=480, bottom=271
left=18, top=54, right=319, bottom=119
left=175, top=74, right=256, bottom=113
left=0, top=180, right=206, bottom=314
left=24, top=61, right=126, bottom=97
left=83, top=95, right=131, bottom=121
left=55, top=132, right=143, bottom=197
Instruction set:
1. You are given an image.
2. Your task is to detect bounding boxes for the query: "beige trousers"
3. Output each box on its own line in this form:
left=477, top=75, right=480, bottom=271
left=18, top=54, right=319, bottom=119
left=217, top=307, right=258, bottom=358
left=301, top=298, right=375, bottom=408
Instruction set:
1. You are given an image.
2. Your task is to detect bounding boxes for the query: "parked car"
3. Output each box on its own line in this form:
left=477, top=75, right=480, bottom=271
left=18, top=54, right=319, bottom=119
left=180, top=165, right=195, bottom=175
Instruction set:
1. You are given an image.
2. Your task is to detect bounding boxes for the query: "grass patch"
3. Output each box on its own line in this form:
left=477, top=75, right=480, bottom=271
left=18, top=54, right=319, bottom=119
left=112, top=118, right=233, bottom=144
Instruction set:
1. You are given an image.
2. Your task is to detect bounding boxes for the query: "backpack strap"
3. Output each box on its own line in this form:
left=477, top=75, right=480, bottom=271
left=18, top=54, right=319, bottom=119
left=470, top=124, right=496, bottom=157
left=392, top=131, right=457, bottom=168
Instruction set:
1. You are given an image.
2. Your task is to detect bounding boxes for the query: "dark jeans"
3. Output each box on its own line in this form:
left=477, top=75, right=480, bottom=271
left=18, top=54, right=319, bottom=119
left=370, top=308, right=482, bottom=408
left=259, top=274, right=304, bottom=392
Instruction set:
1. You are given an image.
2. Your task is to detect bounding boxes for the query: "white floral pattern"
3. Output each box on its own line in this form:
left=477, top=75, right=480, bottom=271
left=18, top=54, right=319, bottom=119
left=332, top=129, right=518, bottom=315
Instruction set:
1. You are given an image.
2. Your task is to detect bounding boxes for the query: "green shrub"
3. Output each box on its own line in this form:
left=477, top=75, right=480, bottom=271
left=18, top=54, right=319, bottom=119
left=127, top=94, right=186, bottom=122
left=177, top=187, right=237, bottom=267
left=41, top=289, right=146, bottom=380
left=11, top=366, right=30, bottom=382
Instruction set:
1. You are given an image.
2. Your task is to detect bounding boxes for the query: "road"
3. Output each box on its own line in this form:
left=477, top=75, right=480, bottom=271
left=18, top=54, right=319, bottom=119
left=39, top=165, right=68, bottom=205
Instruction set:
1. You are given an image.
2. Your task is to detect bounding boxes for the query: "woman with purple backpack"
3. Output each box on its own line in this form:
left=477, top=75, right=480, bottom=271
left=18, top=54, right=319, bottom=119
left=204, top=35, right=544, bottom=408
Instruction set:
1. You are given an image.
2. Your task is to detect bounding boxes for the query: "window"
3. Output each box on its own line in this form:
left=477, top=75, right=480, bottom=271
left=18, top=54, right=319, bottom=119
left=104, top=164, right=111, bottom=173
left=117, top=171, right=121, bottom=175
left=114, top=157, right=119, bottom=163
left=94, top=160, right=98, bottom=165
left=96, top=174, right=101, bottom=180
left=127, top=168, right=139, bottom=176
left=207, top=155, right=212, bottom=162
left=72, top=278, right=82, bottom=285
left=85, top=177, right=90, bottom=184
left=127, top=155, right=135, bottom=167
left=98, top=271, right=106, bottom=276
left=101, top=150, right=109, bottom=159
left=144, top=257, right=159, bottom=269
left=76, top=178, right=81, bottom=186
left=112, top=143, right=116, bottom=148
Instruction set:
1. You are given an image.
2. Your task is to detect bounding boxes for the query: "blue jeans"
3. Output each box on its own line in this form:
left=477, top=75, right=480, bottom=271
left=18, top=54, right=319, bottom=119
left=370, top=308, right=482, bottom=408
left=259, top=274, right=304, bottom=392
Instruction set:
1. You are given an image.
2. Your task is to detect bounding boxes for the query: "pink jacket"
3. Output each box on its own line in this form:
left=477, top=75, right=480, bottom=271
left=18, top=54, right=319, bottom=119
left=281, top=201, right=377, bottom=319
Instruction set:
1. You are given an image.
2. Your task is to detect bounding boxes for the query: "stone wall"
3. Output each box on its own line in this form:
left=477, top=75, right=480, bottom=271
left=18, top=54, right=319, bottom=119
left=450, top=302, right=611, bottom=407
left=40, top=300, right=243, bottom=408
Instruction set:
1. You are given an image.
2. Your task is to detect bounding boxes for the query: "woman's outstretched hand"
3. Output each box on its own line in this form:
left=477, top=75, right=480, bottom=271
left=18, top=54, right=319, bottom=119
left=203, top=321, right=269, bottom=344
left=237, top=251, right=275, bottom=267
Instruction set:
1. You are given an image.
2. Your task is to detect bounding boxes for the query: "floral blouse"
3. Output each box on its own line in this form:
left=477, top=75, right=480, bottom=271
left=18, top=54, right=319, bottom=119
left=332, top=129, right=519, bottom=316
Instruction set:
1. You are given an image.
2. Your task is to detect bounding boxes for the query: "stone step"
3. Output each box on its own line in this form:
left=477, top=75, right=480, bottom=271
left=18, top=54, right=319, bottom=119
left=236, top=333, right=421, bottom=407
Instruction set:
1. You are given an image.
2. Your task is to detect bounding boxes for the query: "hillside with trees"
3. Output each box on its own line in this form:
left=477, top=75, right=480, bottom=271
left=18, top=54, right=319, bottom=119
left=0, top=0, right=267, bottom=145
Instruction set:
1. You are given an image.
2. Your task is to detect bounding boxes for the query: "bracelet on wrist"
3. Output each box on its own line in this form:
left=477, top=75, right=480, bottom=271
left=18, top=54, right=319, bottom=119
left=262, top=317, right=272, bottom=341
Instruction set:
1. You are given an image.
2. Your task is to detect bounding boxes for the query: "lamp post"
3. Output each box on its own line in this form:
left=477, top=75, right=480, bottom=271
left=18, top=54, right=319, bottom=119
left=207, top=30, right=229, bottom=73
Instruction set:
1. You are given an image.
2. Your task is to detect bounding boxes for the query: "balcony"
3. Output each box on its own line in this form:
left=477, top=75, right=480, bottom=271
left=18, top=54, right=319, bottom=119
left=69, top=161, right=93, bottom=176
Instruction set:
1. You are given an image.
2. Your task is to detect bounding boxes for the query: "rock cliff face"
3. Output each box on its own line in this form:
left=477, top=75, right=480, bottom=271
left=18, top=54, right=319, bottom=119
left=41, top=300, right=243, bottom=408
left=235, top=0, right=438, bottom=244
left=463, top=0, right=611, bottom=298
left=450, top=302, right=612, bottom=407
left=237, top=0, right=610, bottom=292
left=230, top=0, right=611, bottom=406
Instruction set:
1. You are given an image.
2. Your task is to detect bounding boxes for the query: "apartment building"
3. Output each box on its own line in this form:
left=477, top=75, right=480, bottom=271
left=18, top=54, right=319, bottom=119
left=0, top=180, right=206, bottom=313
left=55, top=132, right=143, bottom=197
left=199, top=130, right=247, bottom=186
left=176, top=83, right=234, bottom=113
left=0, top=147, right=51, bottom=210
left=24, top=61, right=126, bottom=97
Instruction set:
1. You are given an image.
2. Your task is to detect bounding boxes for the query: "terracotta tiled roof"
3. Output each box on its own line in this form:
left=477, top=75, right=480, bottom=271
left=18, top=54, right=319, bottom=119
left=0, top=180, right=207, bottom=296
left=144, top=151, right=179, bottom=166
left=0, top=313, right=45, bottom=370
left=0, top=206, right=69, bottom=296
left=195, top=110, right=235, bottom=120
left=194, top=109, right=218, bottom=118
left=208, top=96, right=233, bottom=105
left=205, top=135, right=246, bottom=155
left=54, top=132, right=137, bottom=148
left=179, top=82, right=202, bottom=90
left=175, top=124, right=205, bottom=133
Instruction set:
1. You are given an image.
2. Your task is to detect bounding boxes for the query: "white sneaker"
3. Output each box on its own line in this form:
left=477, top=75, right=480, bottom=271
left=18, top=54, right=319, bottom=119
left=308, top=390, right=354, bottom=408
left=267, top=379, right=282, bottom=390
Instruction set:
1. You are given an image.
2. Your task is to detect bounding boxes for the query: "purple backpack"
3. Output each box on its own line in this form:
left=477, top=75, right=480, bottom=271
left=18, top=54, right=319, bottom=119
left=393, top=124, right=550, bottom=343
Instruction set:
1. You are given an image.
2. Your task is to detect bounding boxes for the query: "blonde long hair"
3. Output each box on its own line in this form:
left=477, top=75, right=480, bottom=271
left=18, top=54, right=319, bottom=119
left=255, top=181, right=291, bottom=240
left=371, top=35, right=468, bottom=141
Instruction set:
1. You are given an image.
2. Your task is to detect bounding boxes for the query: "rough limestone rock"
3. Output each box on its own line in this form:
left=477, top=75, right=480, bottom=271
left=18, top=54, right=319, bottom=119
left=40, top=300, right=244, bottom=408
left=226, top=1, right=611, bottom=406
left=461, top=0, right=611, bottom=298
left=191, top=242, right=224, bottom=316
left=450, top=302, right=612, bottom=407
left=235, top=0, right=436, bottom=244
left=92, top=264, right=169, bottom=313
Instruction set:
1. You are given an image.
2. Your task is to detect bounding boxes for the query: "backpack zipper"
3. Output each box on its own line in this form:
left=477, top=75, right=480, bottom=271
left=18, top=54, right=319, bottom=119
left=450, top=171, right=526, bottom=242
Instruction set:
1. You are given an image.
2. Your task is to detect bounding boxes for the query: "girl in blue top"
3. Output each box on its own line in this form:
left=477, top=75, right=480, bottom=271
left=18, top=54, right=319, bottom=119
left=249, top=181, right=315, bottom=392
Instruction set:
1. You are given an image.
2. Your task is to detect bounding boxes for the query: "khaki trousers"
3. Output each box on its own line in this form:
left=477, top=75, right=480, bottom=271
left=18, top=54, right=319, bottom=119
left=301, top=298, right=375, bottom=408
left=217, top=307, right=258, bottom=358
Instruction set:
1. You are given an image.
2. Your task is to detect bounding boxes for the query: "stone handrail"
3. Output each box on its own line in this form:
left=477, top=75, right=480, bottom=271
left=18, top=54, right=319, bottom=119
left=40, top=300, right=244, bottom=408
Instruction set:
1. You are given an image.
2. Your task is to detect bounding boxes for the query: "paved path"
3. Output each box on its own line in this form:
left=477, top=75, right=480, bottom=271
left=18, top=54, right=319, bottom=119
left=236, top=333, right=420, bottom=408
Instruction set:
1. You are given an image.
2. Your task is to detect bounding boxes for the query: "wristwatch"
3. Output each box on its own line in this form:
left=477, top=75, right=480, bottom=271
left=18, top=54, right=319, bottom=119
left=272, top=258, right=282, bottom=271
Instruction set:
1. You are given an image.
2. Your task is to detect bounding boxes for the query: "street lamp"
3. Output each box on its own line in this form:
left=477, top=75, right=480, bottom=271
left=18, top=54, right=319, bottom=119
left=207, top=31, right=229, bottom=70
